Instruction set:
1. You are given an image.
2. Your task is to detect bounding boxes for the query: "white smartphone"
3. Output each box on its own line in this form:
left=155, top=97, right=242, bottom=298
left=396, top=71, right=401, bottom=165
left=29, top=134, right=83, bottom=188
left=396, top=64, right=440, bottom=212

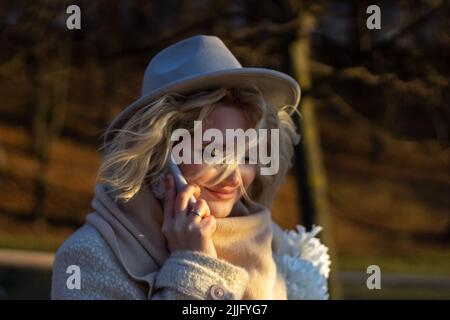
left=166, top=153, right=197, bottom=207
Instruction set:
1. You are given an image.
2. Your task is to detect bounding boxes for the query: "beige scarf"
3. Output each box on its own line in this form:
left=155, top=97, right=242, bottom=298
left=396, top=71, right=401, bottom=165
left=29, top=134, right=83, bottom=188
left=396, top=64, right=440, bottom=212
left=86, top=182, right=287, bottom=299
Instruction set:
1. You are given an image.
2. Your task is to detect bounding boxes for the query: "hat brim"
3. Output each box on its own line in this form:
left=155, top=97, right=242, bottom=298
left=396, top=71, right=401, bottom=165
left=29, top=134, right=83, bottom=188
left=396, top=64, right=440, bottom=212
left=105, top=67, right=301, bottom=143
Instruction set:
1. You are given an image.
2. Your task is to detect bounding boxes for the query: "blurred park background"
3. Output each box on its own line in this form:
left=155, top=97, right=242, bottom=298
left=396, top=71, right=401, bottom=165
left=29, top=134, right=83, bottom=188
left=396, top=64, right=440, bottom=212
left=0, top=0, right=449, bottom=299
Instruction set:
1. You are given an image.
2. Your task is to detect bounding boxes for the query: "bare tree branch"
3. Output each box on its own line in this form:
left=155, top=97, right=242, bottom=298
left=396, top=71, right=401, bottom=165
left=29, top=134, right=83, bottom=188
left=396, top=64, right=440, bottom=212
left=372, top=0, right=444, bottom=51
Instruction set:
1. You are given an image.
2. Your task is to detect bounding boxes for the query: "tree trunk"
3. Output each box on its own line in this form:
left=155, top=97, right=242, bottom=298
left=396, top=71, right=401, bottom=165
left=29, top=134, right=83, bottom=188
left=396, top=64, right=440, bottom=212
left=290, top=11, right=343, bottom=299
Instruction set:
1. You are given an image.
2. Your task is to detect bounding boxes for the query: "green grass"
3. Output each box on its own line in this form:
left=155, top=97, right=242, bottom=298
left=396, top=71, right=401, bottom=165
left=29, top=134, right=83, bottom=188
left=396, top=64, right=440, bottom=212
left=0, top=223, right=74, bottom=253
left=337, top=252, right=450, bottom=276
left=0, top=234, right=67, bottom=253
left=341, top=284, right=450, bottom=300
left=335, top=253, right=450, bottom=299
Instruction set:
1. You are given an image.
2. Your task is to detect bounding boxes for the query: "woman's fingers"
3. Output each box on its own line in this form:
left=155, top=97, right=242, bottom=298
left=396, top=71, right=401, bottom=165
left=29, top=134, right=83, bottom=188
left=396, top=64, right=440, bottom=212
left=174, top=183, right=201, bottom=215
left=161, top=178, right=217, bottom=258
left=200, top=215, right=216, bottom=233
left=186, top=199, right=216, bottom=236
left=186, top=199, right=210, bottom=223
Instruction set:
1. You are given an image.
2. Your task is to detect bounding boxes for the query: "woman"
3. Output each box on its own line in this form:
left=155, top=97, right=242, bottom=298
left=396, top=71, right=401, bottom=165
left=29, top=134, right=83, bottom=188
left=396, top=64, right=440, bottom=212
left=51, top=35, right=330, bottom=300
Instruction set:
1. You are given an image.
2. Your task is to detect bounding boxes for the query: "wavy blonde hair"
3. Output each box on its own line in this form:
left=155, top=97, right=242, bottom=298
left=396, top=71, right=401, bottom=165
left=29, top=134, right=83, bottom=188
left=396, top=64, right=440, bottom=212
left=96, top=84, right=300, bottom=209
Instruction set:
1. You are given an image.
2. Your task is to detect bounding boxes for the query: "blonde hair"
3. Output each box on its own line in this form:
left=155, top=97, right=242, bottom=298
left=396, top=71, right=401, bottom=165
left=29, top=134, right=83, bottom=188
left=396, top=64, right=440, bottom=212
left=97, top=84, right=300, bottom=209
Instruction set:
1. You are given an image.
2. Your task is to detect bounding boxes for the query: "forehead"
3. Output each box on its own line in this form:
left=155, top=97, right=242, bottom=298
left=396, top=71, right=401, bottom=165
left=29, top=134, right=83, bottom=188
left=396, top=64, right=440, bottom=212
left=203, top=103, right=251, bottom=132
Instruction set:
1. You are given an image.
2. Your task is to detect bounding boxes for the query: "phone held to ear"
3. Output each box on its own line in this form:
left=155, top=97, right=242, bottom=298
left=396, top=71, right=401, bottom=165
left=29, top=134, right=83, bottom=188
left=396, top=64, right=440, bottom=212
left=166, top=153, right=197, bottom=207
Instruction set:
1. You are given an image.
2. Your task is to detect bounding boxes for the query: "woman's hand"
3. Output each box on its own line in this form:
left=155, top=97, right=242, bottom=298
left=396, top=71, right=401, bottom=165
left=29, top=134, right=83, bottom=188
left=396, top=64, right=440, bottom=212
left=161, top=173, right=218, bottom=258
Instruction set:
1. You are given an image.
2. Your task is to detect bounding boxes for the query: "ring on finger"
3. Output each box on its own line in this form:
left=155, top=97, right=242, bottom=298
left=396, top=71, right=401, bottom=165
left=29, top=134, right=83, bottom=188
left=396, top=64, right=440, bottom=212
left=189, top=207, right=203, bottom=218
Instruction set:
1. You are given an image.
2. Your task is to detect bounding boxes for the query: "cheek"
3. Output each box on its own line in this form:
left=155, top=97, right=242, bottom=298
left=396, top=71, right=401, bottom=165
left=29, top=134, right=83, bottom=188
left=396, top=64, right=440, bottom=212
left=180, top=163, right=199, bottom=177
left=239, top=165, right=257, bottom=188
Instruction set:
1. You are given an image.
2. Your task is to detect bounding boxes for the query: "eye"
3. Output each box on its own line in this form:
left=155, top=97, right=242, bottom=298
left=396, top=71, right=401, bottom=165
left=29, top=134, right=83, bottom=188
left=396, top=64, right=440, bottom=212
left=238, top=154, right=251, bottom=164
left=202, top=147, right=216, bottom=156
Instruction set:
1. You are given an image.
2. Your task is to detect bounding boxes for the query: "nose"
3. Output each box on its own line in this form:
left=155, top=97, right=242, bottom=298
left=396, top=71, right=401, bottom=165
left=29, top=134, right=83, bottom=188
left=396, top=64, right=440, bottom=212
left=220, top=168, right=240, bottom=188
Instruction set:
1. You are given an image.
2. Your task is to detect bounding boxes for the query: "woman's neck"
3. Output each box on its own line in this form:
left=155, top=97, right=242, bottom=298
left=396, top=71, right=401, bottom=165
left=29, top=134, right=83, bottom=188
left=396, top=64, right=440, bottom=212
left=227, top=199, right=250, bottom=217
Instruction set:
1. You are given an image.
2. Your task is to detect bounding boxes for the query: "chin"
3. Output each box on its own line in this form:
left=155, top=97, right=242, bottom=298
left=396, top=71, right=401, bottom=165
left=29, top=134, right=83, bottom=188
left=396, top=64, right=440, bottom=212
left=207, top=200, right=234, bottom=218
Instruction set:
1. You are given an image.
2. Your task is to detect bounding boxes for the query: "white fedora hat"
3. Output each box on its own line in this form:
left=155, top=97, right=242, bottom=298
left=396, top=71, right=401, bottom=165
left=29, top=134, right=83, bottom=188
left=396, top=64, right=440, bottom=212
left=104, top=34, right=301, bottom=143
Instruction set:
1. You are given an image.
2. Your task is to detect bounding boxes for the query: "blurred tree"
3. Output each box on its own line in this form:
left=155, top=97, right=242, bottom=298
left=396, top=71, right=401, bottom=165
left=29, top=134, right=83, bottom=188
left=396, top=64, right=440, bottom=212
left=0, top=0, right=448, bottom=293
left=17, top=2, right=72, bottom=225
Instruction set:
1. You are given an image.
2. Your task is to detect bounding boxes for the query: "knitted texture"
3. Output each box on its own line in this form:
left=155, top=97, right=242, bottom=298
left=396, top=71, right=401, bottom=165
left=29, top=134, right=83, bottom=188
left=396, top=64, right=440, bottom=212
left=51, top=224, right=249, bottom=300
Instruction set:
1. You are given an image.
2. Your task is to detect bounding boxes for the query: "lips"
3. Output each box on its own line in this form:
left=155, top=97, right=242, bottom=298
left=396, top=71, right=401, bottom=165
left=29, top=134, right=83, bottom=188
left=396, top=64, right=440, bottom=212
left=204, top=186, right=237, bottom=200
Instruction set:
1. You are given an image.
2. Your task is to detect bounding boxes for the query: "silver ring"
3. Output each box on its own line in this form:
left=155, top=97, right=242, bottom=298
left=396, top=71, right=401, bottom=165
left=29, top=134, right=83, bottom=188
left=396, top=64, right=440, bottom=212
left=189, top=208, right=202, bottom=218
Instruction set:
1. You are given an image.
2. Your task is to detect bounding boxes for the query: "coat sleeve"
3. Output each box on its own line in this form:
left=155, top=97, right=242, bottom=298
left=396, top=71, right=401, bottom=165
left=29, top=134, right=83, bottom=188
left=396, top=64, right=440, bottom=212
left=51, top=225, right=249, bottom=300
left=151, top=250, right=250, bottom=300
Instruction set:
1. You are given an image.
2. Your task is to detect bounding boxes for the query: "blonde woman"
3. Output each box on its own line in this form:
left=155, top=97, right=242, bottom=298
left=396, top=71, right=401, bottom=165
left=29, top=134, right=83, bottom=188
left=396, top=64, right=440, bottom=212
left=51, top=35, right=331, bottom=300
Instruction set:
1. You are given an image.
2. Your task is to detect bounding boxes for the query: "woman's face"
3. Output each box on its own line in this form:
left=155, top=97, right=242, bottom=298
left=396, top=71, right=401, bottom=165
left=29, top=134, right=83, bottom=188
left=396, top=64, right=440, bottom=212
left=180, top=103, right=257, bottom=218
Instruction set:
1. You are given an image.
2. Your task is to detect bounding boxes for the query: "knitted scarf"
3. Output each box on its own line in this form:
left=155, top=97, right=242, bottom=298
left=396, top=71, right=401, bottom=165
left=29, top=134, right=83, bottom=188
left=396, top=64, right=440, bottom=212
left=86, top=182, right=287, bottom=299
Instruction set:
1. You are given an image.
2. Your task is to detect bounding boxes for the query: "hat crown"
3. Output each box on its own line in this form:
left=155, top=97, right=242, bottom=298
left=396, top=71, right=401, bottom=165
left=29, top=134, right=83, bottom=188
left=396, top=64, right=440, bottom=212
left=142, top=35, right=242, bottom=96
left=104, top=34, right=300, bottom=145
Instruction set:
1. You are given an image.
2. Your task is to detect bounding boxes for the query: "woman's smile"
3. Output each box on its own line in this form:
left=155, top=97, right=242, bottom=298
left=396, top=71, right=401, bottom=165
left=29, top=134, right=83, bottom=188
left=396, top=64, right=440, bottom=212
left=180, top=104, right=257, bottom=218
left=204, top=186, right=238, bottom=200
